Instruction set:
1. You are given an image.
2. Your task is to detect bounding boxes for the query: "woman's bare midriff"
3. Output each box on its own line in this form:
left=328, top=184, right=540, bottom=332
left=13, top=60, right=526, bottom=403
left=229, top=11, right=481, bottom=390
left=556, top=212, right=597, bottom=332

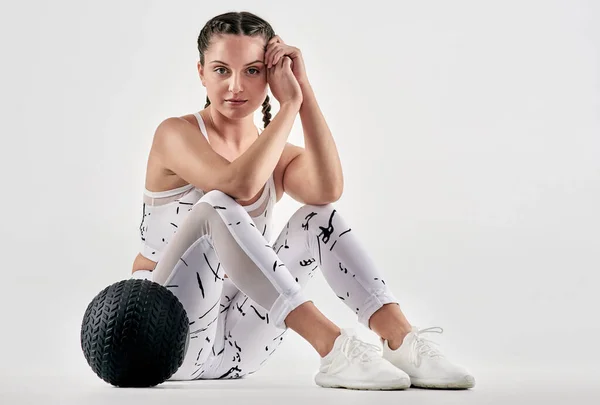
left=131, top=113, right=280, bottom=277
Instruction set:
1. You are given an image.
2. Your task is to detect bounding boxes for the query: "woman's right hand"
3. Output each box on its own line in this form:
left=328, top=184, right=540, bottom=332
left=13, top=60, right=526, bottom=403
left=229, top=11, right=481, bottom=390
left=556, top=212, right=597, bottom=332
left=267, top=56, right=302, bottom=107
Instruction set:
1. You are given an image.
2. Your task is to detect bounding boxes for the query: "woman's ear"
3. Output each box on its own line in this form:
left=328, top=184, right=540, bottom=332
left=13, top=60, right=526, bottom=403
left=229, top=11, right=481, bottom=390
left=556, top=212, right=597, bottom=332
left=197, top=61, right=206, bottom=87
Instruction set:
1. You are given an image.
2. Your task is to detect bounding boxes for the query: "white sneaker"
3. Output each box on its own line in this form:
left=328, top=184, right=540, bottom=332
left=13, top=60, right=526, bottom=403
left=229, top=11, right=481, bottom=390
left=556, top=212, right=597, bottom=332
left=315, top=328, right=411, bottom=390
left=382, top=326, right=475, bottom=389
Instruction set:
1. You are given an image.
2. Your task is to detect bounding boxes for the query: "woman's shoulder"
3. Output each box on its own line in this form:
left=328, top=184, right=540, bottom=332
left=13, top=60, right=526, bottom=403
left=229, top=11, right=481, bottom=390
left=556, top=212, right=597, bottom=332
left=145, top=112, right=209, bottom=189
left=179, top=112, right=201, bottom=127
left=155, top=109, right=204, bottom=128
left=151, top=112, right=204, bottom=144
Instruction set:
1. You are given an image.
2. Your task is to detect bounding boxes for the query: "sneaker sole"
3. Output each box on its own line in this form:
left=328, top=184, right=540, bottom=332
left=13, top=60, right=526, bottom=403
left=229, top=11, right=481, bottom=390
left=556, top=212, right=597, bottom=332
left=315, top=373, right=411, bottom=390
left=410, top=375, right=475, bottom=389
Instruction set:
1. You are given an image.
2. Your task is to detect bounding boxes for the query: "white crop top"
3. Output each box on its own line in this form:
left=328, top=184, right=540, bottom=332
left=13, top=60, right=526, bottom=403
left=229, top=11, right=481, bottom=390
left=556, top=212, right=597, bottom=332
left=139, top=112, right=276, bottom=262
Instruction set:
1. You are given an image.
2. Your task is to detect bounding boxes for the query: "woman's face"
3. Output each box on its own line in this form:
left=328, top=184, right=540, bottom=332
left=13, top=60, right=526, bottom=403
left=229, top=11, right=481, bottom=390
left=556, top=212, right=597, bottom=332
left=198, top=34, right=268, bottom=118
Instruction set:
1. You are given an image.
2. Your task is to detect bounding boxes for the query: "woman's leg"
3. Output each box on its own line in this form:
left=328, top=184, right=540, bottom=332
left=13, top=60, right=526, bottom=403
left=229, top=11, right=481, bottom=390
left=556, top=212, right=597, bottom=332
left=273, top=203, right=411, bottom=339
left=198, top=278, right=290, bottom=379
left=265, top=202, right=474, bottom=389
left=137, top=193, right=412, bottom=388
left=147, top=190, right=342, bottom=379
left=203, top=202, right=411, bottom=379
left=130, top=236, right=227, bottom=381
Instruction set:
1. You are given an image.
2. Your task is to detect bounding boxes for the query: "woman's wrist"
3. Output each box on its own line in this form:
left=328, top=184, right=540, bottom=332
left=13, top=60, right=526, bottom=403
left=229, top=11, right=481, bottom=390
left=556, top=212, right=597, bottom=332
left=279, top=100, right=302, bottom=114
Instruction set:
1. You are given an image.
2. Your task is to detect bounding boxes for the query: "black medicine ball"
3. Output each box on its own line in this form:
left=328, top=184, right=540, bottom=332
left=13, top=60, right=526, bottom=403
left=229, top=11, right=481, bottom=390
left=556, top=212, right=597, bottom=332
left=80, top=278, right=189, bottom=387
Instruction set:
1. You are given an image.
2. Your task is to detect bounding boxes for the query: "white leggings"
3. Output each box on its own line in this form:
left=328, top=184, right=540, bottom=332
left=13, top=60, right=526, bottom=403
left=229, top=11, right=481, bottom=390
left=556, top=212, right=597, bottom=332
left=131, top=190, right=399, bottom=380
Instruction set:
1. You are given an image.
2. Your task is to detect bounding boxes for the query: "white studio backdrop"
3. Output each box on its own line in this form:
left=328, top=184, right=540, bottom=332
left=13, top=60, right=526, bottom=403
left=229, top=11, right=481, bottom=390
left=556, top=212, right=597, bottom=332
left=0, top=0, right=598, bottom=382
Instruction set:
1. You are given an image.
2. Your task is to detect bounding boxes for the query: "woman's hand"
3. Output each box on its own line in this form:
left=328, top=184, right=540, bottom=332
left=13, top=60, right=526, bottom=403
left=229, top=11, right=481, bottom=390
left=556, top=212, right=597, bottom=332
left=264, top=35, right=308, bottom=86
left=267, top=55, right=303, bottom=107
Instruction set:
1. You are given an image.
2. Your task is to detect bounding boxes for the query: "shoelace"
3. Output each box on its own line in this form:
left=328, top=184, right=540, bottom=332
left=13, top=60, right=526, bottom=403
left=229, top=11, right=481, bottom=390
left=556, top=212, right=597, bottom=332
left=410, top=326, right=445, bottom=366
left=341, top=335, right=382, bottom=363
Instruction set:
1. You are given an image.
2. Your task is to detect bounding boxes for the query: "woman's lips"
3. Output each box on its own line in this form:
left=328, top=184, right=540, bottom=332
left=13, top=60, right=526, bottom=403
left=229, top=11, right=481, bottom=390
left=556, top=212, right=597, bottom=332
left=226, top=100, right=247, bottom=105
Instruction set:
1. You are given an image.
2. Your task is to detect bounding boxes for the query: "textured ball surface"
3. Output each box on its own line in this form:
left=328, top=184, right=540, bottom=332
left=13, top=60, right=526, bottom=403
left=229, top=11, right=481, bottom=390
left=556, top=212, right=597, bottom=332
left=80, top=279, right=189, bottom=387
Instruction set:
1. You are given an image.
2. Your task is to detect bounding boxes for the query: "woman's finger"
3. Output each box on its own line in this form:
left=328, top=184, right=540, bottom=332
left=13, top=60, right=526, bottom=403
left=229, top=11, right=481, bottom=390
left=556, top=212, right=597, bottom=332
left=282, top=55, right=292, bottom=68
left=270, top=35, right=283, bottom=45
left=276, top=55, right=290, bottom=74
left=265, top=44, right=281, bottom=68
left=265, top=36, right=281, bottom=54
left=272, top=48, right=287, bottom=67
left=266, top=43, right=285, bottom=68
left=269, top=48, right=280, bottom=67
left=277, top=54, right=287, bottom=70
left=272, top=49, right=283, bottom=65
left=271, top=53, right=284, bottom=72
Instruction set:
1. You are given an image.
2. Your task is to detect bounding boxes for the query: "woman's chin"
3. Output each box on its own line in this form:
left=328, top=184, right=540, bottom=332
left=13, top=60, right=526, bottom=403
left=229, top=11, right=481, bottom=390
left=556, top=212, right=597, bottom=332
left=221, top=102, right=255, bottom=117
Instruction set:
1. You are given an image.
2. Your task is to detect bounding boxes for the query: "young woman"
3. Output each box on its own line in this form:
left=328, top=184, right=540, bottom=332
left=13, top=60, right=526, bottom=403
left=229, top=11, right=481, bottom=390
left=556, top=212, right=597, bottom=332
left=130, top=11, right=475, bottom=390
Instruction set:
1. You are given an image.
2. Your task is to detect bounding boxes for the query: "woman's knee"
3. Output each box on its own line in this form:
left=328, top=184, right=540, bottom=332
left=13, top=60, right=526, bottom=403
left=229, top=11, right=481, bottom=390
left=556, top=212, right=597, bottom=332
left=197, top=189, right=236, bottom=205
left=294, top=202, right=336, bottom=219
left=188, top=190, right=238, bottom=219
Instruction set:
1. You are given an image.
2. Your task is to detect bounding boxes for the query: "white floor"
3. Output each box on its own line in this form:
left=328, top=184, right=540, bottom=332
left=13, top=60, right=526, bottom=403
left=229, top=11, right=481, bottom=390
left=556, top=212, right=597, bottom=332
left=2, top=368, right=599, bottom=405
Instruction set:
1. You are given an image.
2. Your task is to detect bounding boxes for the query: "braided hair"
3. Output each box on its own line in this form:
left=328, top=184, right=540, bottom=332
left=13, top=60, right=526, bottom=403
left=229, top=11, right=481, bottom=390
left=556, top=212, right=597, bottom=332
left=198, top=11, right=274, bottom=129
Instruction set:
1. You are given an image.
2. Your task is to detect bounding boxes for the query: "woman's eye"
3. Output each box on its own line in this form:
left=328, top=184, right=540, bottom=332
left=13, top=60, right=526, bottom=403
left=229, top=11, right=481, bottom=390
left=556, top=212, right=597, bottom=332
left=214, top=67, right=260, bottom=75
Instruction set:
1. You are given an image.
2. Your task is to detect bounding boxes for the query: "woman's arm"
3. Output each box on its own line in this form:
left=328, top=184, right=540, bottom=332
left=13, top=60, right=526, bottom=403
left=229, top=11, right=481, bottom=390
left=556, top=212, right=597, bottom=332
left=154, top=101, right=299, bottom=200
left=292, top=81, right=344, bottom=198
left=231, top=101, right=300, bottom=197
left=264, top=36, right=344, bottom=202
left=278, top=81, right=345, bottom=204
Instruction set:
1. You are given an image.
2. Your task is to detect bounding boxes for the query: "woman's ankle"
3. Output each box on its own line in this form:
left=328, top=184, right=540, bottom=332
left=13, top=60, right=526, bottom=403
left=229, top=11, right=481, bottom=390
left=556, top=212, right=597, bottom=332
left=315, top=327, right=342, bottom=357
left=284, top=302, right=341, bottom=357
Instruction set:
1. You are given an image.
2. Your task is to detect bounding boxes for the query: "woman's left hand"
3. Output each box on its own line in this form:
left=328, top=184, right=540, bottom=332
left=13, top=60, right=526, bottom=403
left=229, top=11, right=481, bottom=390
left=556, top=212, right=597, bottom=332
left=264, top=35, right=308, bottom=86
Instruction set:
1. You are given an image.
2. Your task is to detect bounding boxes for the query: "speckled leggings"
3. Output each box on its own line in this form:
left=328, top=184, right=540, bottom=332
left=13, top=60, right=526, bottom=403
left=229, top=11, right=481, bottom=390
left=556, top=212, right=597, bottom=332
left=130, top=190, right=398, bottom=380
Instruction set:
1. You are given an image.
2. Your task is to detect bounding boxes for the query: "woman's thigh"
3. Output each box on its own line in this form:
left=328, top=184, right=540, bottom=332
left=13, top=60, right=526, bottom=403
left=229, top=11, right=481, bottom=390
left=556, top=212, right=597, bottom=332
left=162, top=237, right=229, bottom=381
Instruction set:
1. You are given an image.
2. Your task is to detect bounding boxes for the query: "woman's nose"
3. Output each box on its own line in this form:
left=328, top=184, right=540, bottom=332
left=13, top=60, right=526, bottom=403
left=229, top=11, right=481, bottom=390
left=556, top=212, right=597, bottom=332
left=228, top=73, right=243, bottom=94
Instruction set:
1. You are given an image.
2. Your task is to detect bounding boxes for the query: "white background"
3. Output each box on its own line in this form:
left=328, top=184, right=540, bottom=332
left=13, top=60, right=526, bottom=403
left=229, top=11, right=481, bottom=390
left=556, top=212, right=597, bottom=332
left=1, top=0, right=598, bottom=389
